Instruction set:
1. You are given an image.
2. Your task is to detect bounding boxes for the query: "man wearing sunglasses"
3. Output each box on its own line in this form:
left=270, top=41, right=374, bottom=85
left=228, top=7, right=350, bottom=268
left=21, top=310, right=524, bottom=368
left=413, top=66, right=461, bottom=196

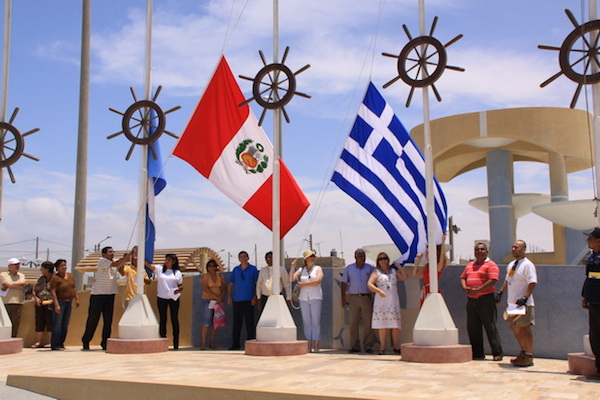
left=496, top=240, right=537, bottom=367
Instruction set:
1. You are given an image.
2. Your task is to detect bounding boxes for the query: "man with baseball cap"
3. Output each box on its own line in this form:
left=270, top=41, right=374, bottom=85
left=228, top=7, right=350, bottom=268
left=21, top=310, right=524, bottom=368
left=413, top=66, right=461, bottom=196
left=583, top=227, right=600, bottom=379
left=0, top=258, right=27, bottom=337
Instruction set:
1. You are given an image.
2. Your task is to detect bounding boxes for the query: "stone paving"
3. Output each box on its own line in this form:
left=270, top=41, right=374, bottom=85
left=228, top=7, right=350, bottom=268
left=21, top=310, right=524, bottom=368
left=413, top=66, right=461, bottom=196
left=1, top=347, right=599, bottom=399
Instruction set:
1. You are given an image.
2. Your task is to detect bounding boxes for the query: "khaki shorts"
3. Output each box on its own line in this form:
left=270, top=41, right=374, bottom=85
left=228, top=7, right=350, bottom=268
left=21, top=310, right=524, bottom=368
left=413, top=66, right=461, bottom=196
left=504, top=306, right=535, bottom=327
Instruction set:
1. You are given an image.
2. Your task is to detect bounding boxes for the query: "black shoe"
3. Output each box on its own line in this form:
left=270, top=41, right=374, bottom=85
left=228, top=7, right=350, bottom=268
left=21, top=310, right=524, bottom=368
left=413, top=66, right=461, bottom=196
left=82, top=342, right=90, bottom=351
left=393, top=348, right=401, bottom=355
left=228, top=346, right=241, bottom=350
left=348, top=348, right=360, bottom=353
left=365, top=348, right=374, bottom=354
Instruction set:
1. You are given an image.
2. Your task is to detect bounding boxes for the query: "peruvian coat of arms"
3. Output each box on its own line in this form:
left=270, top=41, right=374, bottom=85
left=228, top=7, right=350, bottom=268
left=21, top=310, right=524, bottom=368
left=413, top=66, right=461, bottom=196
left=235, top=139, right=269, bottom=174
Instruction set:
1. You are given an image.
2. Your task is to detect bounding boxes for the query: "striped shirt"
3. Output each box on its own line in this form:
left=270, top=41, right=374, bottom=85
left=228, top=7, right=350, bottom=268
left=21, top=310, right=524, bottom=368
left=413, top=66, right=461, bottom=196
left=91, top=258, right=119, bottom=295
left=460, top=259, right=499, bottom=298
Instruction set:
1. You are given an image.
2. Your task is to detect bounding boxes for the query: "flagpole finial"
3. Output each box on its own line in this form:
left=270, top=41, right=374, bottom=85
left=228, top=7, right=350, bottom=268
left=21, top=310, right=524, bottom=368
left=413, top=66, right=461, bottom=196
left=382, top=17, right=463, bottom=107
left=239, top=47, right=311, bottom=126
left=108, top=86, right=181, bottom=160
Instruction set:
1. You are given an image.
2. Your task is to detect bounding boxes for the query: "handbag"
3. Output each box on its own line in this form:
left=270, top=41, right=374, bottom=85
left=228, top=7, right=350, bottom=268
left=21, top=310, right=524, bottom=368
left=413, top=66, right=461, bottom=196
left=213, top=302, right=227, bottom=329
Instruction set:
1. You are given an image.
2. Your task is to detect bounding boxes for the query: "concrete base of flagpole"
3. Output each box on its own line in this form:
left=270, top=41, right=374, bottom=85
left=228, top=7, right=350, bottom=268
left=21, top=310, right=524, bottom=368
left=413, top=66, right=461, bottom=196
left=107, top=294, right=167, bottom=354
left=245, top=295, right=308, bottom=356
left=0, top=338, right=22, bottom=355
left=401, top=293, right=471, bottom=363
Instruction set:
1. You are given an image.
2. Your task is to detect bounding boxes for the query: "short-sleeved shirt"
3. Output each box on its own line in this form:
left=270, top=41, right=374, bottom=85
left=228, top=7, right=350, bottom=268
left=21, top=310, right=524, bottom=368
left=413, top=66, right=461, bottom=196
left=153, top=266, right=183, bottom=300
left=505, top=257, right=537, bottom=306
left=34, top=275, right=53, bottom=301
left=229, top=264, right=258, bottom=302
left=0, top=271, right=25, bottom=304
left=460, top=258, right=499, bottom=298
left=122, top=266, right=149, bottom=301
left=91, top=258, right=119, bottom=295
left=50, top=273, right=77, bottom=302
left=341, top=262, right=374, bottom=294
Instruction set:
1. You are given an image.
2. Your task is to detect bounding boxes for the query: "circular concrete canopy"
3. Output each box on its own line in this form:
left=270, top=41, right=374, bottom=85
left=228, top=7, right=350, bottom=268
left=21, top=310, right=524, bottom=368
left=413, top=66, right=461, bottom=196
left=532, top=199, right=597, bottom=230
left=410, top=107, right=593, bottom=182
left=469, top=193, right=550, bottom=219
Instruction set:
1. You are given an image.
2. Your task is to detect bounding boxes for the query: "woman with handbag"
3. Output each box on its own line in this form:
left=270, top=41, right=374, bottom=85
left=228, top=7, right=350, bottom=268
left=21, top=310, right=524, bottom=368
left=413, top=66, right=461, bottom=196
left=200, top=259, right=226, bottom=350
left=290, top=250, right=323, bottom=353
left=32, top=261, right=55, bottom=348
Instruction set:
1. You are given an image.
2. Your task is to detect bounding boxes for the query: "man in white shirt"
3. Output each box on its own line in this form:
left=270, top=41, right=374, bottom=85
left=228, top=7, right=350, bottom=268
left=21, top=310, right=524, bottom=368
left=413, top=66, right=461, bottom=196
left=256, top=251, right=291, bottom=313
left=496, top=240, right=537, bottom=367
left=81, top=246, right=131, bottom=350
left=0, top=258, right=26, bottom=337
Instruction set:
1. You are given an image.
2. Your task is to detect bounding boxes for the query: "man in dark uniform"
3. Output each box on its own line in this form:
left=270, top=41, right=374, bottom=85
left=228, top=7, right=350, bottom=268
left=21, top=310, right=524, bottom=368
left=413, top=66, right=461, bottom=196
left=583, top=228, right=600, bottom=380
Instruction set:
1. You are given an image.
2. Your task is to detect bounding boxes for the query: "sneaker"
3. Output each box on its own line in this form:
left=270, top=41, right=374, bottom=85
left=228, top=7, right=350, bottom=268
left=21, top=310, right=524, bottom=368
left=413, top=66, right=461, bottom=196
left=348, top=348, right=360, bottom=353
left=513, top=354, right=534, bottom=367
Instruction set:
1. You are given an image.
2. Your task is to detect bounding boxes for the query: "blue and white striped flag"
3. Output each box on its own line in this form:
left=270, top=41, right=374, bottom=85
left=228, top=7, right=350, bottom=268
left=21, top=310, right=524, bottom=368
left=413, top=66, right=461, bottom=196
left=331, top=82, right=447, bottom=264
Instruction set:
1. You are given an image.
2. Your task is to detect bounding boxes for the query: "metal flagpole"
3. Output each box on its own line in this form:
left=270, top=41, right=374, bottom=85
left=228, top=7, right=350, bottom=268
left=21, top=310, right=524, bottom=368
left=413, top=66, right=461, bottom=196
left=419, top=0, right=439, bottom=295
left=0, top=0, right=10, bottom=221
left=590, top=0, right=600, bottom=228
left=271, top=0, right=281, bottom=299
left=136, top=0, right=153, bottom=294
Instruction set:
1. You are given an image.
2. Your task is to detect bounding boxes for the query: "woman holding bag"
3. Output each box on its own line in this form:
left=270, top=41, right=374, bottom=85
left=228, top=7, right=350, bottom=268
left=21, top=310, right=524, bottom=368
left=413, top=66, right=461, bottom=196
left=200, top=259, right=226, bottom=350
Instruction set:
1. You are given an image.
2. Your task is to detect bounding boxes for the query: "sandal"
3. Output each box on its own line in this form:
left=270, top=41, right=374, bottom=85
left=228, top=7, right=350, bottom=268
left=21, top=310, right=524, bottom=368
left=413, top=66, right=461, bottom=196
left=30, top=343, right=41, bottom=349
left=378, top=350, right=385, bottom=355
left=493, top=355, right=503, bottom=361
left=393, top=348, right=401, bottom=355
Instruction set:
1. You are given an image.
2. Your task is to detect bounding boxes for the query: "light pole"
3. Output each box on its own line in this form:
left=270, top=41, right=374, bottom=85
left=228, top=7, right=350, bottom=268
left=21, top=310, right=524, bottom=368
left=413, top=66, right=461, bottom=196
left=94, top=235, right=111, bottom=252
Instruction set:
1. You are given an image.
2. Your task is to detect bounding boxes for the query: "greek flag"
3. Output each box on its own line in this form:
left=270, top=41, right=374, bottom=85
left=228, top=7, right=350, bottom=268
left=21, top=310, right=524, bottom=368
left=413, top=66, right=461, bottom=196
left=331, top=82, right=447, bottom=264
left=145, top=110, right=166, bottom=277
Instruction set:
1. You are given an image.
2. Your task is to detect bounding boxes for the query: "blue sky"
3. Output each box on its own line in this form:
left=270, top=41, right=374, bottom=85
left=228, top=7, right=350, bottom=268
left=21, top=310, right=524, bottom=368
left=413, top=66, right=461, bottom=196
left=0, top=0, right=596, bottom=267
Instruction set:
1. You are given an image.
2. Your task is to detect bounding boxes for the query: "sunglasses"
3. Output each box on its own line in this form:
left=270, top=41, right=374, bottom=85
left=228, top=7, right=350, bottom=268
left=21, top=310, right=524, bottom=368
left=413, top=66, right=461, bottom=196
left=377, top=257, right=389, bottom=261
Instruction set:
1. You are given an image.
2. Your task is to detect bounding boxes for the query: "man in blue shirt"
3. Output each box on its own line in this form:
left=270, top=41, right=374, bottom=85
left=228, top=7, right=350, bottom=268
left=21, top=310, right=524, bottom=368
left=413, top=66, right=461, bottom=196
left=341, top=249, right=375, bottom=353
left=227, top=250, right=258, bottom=350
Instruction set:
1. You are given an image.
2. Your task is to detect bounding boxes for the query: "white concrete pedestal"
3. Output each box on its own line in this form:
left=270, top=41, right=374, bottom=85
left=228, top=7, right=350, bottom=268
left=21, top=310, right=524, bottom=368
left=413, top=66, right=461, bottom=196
left=107, top=294, right=166, bottom=354
left=246, top=295, right=307, bottom=356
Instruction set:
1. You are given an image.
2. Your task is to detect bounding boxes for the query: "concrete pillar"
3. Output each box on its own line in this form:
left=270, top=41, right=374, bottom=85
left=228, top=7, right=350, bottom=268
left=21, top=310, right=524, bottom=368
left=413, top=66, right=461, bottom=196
left=486, top=149, right=515, bottom=263
left=549, top=152, right=582, bottom=263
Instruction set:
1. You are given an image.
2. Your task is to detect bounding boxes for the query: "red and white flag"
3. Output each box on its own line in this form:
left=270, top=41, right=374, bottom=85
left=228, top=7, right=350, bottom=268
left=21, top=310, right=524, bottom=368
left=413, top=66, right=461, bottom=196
left=173, top=56, right=309, bottom=237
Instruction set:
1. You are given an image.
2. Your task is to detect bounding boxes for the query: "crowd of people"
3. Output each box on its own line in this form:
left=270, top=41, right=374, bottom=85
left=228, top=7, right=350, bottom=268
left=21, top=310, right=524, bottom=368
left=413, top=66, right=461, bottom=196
left=2, top=229, right=600, bottom=381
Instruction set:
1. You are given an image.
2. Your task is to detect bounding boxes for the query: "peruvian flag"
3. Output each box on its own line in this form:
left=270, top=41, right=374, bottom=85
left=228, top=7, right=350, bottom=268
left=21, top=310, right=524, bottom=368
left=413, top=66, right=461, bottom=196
left=173, top=56, right=310, bottom=237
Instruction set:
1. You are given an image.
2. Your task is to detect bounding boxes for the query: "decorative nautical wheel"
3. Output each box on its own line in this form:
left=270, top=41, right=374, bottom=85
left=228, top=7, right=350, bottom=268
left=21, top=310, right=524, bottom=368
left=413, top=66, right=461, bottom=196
left=382, top=16, right=464, bottom=107
left=108, top=86, right=181, bottom=160
left=239, top=46, right=311, bottom=125
left=539, top=9, right=600, bottom=108
left=0, top=107, right=40, bottom=183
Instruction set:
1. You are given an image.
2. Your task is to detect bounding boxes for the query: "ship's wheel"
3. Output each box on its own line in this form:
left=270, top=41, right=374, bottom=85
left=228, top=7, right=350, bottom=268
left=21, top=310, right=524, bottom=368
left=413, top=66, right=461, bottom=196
left=108, top=86, right=180, bottom=160
left=539, top=9, right=600, bottom=108
left=239, top=47, right=311, bottom=125
left=0, top=107, right=40, bottom=183
left=382, top=16, right=464, bottom=107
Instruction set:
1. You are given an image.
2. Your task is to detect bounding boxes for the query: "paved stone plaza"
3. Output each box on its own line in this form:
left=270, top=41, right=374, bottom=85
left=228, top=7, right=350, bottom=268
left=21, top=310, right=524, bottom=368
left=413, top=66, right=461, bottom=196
left=1, top=347, right=599, bottom=399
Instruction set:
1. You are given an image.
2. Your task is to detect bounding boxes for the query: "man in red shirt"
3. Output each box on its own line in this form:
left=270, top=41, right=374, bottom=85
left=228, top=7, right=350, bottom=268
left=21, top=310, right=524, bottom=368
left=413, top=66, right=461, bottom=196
left=460, top=243, right=503, bottom=361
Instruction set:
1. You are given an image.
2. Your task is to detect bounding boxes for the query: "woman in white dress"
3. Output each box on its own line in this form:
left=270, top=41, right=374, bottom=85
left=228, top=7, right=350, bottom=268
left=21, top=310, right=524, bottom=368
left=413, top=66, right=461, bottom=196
left=368, top=251, right=408, bottom=354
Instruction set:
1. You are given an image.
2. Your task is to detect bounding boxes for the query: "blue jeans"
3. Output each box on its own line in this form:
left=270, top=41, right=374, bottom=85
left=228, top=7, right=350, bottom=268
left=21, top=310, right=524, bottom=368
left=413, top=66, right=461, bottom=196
left=300, top=299, right=322, bottom=340
left=51, top=300, right=73, bottom=350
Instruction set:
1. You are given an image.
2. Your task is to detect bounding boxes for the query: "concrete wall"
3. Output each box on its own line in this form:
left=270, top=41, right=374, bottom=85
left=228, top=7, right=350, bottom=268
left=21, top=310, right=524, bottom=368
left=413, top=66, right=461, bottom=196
left=13, top=265, right=590, bottom=359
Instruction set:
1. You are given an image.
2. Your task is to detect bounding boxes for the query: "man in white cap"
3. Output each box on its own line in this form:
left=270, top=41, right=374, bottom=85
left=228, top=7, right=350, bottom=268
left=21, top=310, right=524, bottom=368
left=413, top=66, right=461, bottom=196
left=0, top=258, right=27, bottom=337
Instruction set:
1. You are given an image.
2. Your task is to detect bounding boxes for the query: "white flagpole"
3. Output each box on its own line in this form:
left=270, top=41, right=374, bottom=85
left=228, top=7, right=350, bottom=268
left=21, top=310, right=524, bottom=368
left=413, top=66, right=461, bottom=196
left=0, top=0, right=10, bottom=220
left=590, top=0, right=600, bottom=228
left=136, top=0, right=153, bottom=294
left=272, top=0, right=281, bottom=297
left=419, top=0, right=439, bottom=294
